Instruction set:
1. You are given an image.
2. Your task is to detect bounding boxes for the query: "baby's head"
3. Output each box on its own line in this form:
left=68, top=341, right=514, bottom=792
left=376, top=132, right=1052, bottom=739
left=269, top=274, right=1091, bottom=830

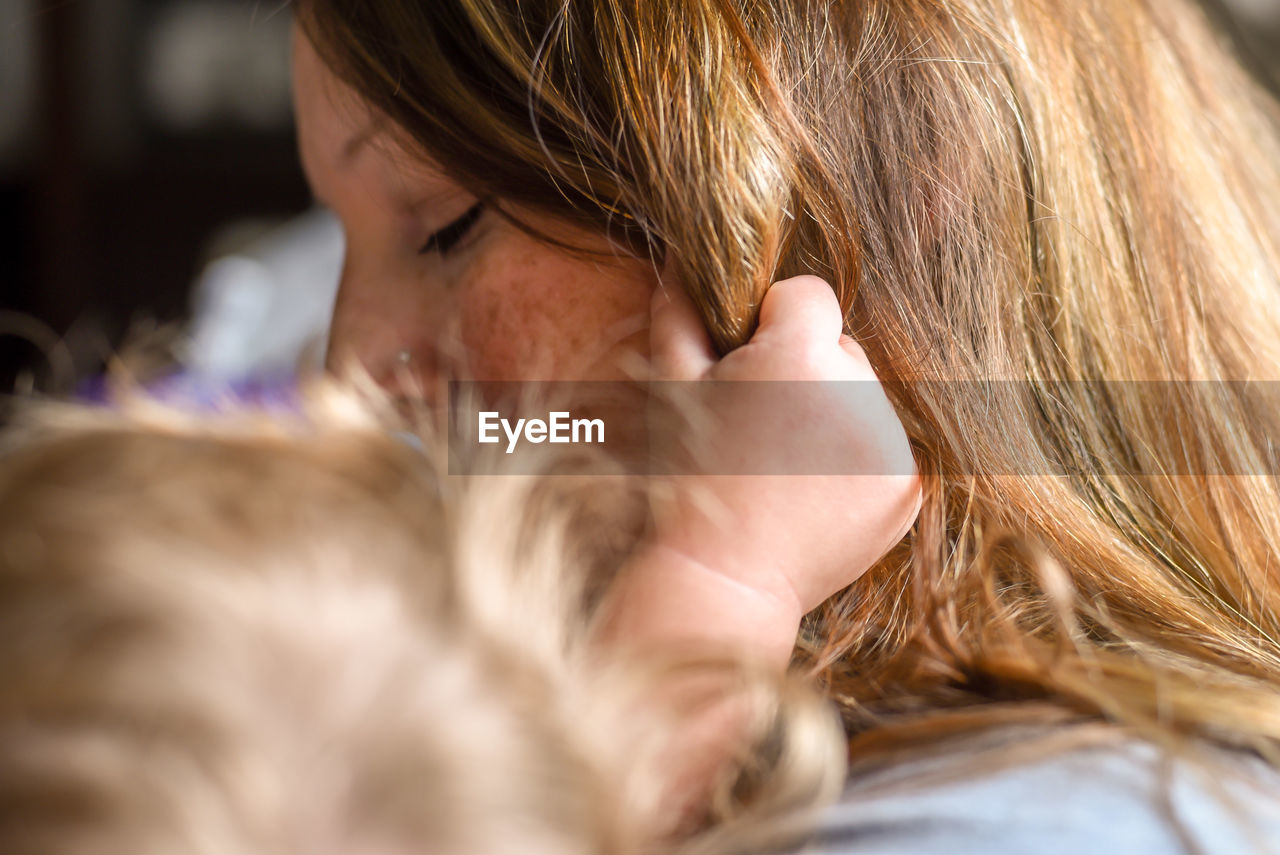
left=0, top=384, right=843, bottom=855
left=0, top=386, right=646, bottom=855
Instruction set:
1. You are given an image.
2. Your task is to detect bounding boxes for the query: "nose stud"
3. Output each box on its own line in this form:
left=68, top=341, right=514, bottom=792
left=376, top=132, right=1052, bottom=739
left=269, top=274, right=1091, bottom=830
left=396, top=350, right=412, bottom=365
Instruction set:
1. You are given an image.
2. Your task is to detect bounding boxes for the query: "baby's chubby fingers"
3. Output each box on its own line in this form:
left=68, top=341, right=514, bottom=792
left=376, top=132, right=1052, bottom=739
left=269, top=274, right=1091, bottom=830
left=654, top=273, right=921, bottom=610
left=754, top=275, right=846, bottom=349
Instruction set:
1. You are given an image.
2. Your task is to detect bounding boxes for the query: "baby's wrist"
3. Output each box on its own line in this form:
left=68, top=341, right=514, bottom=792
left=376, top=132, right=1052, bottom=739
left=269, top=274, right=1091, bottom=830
left=593, top=542, right=804, bottom=669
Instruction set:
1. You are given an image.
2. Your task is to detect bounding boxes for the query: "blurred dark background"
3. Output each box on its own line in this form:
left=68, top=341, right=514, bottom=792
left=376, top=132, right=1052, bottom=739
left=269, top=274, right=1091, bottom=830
left=1, top=0, right=307, bottom=391
left=0, top=0, right=1278, bottom=392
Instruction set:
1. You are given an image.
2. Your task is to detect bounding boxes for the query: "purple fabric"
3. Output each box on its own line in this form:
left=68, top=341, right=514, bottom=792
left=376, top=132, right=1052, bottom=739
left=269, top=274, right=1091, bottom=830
left=76, top=370, right=302, bottom=414
left=71, top=371, right=432, bottom=457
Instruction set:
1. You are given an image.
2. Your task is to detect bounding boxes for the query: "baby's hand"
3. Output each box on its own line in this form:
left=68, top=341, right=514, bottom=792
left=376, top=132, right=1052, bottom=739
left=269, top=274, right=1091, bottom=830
left=591, top=276, right=921, bottom=832
left=646, top=275, right=921, bottom=622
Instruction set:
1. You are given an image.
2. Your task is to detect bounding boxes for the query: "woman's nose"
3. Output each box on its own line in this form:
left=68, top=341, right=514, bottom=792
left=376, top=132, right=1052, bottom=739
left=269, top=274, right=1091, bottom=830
left=324, top=260, right=453, bottom=393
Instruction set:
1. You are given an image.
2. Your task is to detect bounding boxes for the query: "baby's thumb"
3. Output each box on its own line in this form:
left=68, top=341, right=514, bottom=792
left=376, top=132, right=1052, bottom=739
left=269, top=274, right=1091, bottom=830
left=754, top=275, right=844, bottom=346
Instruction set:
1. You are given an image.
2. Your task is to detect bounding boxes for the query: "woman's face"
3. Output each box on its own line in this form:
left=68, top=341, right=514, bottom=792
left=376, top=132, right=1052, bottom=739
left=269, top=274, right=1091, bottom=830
left=291, top=26, right=659, bottom=397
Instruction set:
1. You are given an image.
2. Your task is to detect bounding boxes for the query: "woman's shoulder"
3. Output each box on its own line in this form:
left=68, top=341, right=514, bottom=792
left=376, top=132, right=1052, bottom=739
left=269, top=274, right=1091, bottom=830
left=795, top=727, right=1280, bottom=855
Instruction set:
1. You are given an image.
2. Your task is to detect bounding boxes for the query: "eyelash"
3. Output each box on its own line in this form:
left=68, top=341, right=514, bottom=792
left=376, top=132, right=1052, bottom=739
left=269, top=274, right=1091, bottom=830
left=419, top=202, right=485, bottom=256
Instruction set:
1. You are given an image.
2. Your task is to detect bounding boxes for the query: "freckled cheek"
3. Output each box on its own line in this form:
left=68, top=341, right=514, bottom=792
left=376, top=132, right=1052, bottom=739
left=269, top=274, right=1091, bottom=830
left=456, top=251, right=653, bottom=381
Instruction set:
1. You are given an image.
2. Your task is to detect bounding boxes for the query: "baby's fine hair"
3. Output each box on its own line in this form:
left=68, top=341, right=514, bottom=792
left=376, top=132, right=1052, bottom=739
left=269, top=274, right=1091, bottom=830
left=0, top=382, right=843, bottom=855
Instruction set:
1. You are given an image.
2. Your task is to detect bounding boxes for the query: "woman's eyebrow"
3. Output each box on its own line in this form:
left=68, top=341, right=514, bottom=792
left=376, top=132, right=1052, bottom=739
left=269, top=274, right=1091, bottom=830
left=339, top=116, right=388, bottom=164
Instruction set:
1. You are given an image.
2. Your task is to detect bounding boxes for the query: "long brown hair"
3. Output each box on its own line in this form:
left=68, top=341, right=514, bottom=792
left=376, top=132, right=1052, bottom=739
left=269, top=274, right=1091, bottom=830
left=298, top=0, right=1280, bottom=766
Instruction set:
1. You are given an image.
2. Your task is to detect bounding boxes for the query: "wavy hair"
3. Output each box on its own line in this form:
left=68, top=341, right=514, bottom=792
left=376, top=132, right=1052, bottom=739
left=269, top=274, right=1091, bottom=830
left=297, top=0, right=1280, bottom=768
left=0, top=383, right=845, bottom=853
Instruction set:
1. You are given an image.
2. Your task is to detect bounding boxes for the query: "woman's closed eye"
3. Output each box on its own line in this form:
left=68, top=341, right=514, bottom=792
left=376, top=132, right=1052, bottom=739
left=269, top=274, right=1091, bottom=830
left=419, top=202, right=486, bottom=256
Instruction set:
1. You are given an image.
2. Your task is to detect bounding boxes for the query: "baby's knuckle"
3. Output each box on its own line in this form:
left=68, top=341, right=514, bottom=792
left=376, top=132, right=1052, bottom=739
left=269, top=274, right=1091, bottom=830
left=790, top=342, right=835, bottom=378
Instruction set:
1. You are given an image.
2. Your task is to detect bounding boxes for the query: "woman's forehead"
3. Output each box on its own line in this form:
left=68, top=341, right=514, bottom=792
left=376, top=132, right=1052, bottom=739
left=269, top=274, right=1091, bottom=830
left=292, top=24, right=458, bottom=204
left=292, top=27, right=370, bottom=173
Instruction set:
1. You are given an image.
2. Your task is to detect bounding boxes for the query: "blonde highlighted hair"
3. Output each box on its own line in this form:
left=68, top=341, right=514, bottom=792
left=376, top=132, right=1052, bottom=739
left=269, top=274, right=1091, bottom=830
left=0, top=383, right=844, bottom=855
left=297, top=0, right=1280, bottom=765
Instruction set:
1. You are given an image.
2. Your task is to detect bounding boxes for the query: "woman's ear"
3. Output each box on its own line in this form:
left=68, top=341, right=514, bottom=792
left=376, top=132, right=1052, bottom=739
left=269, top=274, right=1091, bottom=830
left=650, top=277, right=715, bottom=382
